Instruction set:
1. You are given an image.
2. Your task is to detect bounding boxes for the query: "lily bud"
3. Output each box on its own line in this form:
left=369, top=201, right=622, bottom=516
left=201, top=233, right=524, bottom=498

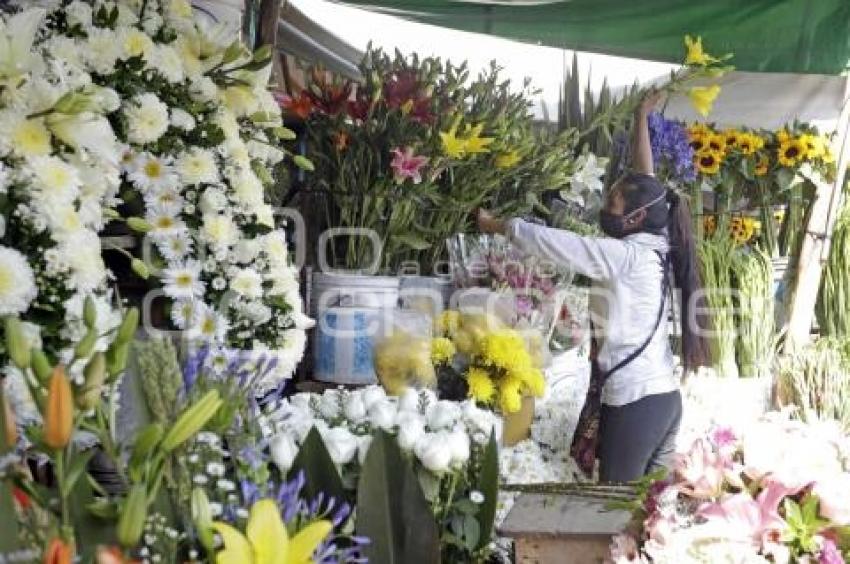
left=160, top=390, right=222, bottom=452
left=76, top=353, right=107, bottom=410
left=74, top=329, right=98, bottom=360
left=116, top=483, right=147, bottom=549
left=126, top=217, right=153, bottom=233
left=53, top=90, right=98, bottom=115
left=30, top=349, right=53, bottom=385
left=273, top=126, right=296, bottom=140
left=221, top=40, right=245, bottom=65
left=2, top=390, right=16, bottom=450
left=293, top=155, right=314, bottom=172
left=116, top=308, right=139, bottom=345
left=83, top=296, right=98, bottom=329
left=44, top=538, right=73, bottom=564
left=44, top=366, right=74, bottom=450
left=191, top=488, right=215, bottom=552
left=252, top=44, right=272, bottom=64
left=106, top=342, right=130, bottom=379
left=131, top=259, right=149, bottom=280
left=4, top=317, right=31, bottom=370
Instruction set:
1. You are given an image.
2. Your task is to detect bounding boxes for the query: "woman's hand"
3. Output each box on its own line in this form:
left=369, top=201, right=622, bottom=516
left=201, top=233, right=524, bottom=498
left=636, top=88, right=666, bottom=117
left=477, top=209, right=507, bottom=235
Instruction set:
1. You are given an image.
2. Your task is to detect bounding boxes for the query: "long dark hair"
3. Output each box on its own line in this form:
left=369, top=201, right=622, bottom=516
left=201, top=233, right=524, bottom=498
left=616, top=172, right=710, bottom=372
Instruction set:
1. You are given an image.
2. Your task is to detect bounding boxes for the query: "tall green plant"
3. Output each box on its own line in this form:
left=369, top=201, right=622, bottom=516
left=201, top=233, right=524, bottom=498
left=698, top=235, right=738, bottom=377
left=817, top=202, right=850, bottom=338
left=733, top=248, right=777, bottom=378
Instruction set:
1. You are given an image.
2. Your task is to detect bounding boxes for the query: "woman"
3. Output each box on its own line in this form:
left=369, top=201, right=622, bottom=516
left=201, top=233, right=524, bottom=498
left=477, top=93, right=709, bottom=482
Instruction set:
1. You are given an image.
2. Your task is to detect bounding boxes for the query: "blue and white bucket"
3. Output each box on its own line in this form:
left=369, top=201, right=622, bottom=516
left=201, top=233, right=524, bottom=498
left=313, top=307, right=388, bottom=385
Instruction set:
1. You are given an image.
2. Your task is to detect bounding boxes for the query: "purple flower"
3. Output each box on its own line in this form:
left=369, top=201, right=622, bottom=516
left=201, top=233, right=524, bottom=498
left=647, top=112, right=696, bottom=183
left=819, top=538, right=845, bottom=564
left=710, top=426, right=738, bottom=450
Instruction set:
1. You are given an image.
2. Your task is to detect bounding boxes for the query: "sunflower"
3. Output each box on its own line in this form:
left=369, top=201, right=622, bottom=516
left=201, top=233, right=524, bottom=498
left=703, top=215, right=717, bottom=236
left=799, top=134, right=825, bottom=160
left=735, top=133, right=764, bottom=155
left=695, top=149, right=722, bottom=175
left=723, top=129, right=741, bottom=147
left=689, top=123, right=712, bottom=139
left=707, top=133, right=727, bottom=154
left=755, top=154, right=769, bottom=176
left=689, top=134, right=710, bottom=153
left=729, top=217, right=754, bottom=245
left=778, top=138, right=806, bottom=167
left=776, top=128, right=791, bottom=144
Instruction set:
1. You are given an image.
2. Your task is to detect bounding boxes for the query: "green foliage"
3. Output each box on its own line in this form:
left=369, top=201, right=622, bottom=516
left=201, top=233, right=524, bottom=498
left=356, top=430, right=441, bottom=564
left=287, top=427, right=347, bottom=505
left=473, top=433, right=499, bottom=552
left=783, top=495, right=830, bottom=556
left=733, top=248, right=778, bottom=378
left=817, top=201, right=850, bottom=338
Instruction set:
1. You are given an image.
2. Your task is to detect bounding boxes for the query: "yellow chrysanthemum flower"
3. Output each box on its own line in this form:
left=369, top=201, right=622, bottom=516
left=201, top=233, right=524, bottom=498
left=479, top=331, right=533, bottom=372
left=498, top=377, right=524, bottom=414
left=684, top=35, right=717, bottom=66
left=375, top=333, right=435, bottom=395
left=695, top=149, right=722, bottom=175
left=435, top=310, right=461, bottom=337
left=778, top=138, right=806, bottom=167
left=513, top=366, right=546, bottom=398
left=688, top=85, right=721, bottom=118
left=431, top=337, right=456, bottom=365
left=495, top=150, right=521, bottom=169
left=466, top=366, right=496, bottom=404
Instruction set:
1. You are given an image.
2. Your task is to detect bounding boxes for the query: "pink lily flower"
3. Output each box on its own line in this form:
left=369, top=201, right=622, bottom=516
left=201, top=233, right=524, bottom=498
left=674, top=438, right=726, bottom=499
left=390, top=147, right=429, bottom=185
left=698, top=480, right=793, bottom=552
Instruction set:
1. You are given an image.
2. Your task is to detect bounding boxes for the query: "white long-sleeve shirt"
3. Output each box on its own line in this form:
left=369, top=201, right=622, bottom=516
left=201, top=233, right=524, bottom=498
left=507, top=218, right=677, bottom=406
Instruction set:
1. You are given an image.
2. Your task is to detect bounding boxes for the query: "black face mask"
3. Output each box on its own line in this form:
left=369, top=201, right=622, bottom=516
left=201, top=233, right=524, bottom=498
left=599, top=210, right=627, bottom=239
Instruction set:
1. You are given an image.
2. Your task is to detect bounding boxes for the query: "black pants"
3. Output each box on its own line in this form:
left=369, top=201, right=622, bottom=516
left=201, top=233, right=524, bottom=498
left=598, top=391, right=682, bottom=483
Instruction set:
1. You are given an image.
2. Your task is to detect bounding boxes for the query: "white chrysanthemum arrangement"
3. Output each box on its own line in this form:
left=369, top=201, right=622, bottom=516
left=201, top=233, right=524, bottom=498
left=13, top=0, right=314, bottom=389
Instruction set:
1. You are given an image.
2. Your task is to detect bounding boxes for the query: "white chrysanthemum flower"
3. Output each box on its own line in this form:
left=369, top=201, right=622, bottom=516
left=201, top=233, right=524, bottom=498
left=0, top=246, right=37, bottom=315
left=267, top=266, right=300, bottom=297
left=124, top=93, right=170, bottom=145
left=46, top=36, right=84, bottom=68
left=146, top=207, right=187, bottom=236
left=163, top=261, right=204, bottom=299
left=156, top=232, right=193, bottom=262
left=141, top=12, right=164, bottom=36
left=176, top=148, right=219, bottom=185
left=0, top=113, right=52, bottom=158
left=61, top=231, right=107, bottom=291
left=188, top=303, right=229, bottom=342
left=170, top=298, right=197, bottom=329
left=232, top=170, right=264, bottom=209
left=263, top=231, right=289, bottom=266
left=222, top=138, right=251, bottom=168
left=144, top=188, right=184, bottom=217
left=233, top=238, right=260, bottom=263
left=42, top=201, right=84, bottom=240
left=220, top=85, right=259, bottom=118
left=201, top=214, right=237, bottom=248
left=213, top=109, right=241, bottom=141
left=255, top=204, right=275, bottom=228
left=167, top=0, right=194, bottom=21
left=198, top=187, right=228, bottom=215
left=129, top=154, right=178, bottom=192
left=188, top=75, right=217, bottom=102
left=119, top=27, right=154, bottom=60
left=29, top=155, right=82, bottom=203
left=84, top=28, right=122, bottom=75
left=65, top=1, right=93, bottom=28
left=148, top=44, right=184, bottom=83
left=230, top=268, right=263, bottom=299
left=170, top=108, right=195, bottom=131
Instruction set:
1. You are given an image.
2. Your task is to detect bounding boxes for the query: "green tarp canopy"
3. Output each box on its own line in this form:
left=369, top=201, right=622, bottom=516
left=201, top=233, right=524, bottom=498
left=332, top=0, right=850, bottom=75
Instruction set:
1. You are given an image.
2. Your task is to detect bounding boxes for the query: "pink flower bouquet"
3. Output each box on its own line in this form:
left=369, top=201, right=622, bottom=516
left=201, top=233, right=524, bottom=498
left=612, top=413, right=850, bottom=563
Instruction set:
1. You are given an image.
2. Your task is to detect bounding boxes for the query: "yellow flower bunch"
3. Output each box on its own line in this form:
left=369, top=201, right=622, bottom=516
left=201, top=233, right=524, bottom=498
left=440, top=122, right=494, bottom=159
left=703, top=215, right=760, bottom=245
left=775, top=129, right=834, bottom=167
left=431, top=310, right=546, bottom=414
left=374, top=331, right=436, bottom=396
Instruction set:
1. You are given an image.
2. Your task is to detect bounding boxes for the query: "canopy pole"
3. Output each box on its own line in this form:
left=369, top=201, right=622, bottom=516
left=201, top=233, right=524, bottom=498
left=784, top=75, right=850, bottom=349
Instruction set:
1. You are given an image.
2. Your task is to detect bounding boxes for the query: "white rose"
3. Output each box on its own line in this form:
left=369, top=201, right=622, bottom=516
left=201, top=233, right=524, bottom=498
left=343, top=395, right=367, bottom=423
left=415, top=433, right=452, bottom=474
left=398, top=388, right=420, bottom=413
left=269, top=434, right=298, bottom=472
left=428, top=400, right=460, bottom=430
left=813, top=473, right=850, bottom=525
left=447, top=430, right=470, bottom=466
left=397, top=413, right=425, bottom=451
left=361, top=386, right=387, bottom=410
left=323, top=427, right=358, bottom=466
left=317, top=392, right=340, bottom=420
left=369, top=401, right=397, bottom=431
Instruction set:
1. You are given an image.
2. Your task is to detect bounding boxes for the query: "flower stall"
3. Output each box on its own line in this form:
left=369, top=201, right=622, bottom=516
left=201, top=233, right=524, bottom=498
left=1, top=0, right=850, bottom=562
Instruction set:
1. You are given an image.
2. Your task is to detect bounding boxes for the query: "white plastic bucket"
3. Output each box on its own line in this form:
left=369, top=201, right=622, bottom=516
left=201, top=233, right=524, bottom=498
left=313, top=307, right=386, bottom=385
left=310, top=272, right=400, bottom=317
left=399, top=276, right=455, bottom=316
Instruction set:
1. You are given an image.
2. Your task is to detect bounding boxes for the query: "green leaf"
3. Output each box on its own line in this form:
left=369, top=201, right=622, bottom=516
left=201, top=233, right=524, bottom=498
left=287, top=427, right=347, bottom=505
left=71, top=470, right=118, bottom=560
left=393, top=233, right=432, bottom=251
left=356, top=429, right=441, bottom=564
left=474, top=432, right=499, bottom=551
left=0, top=482, right=21, bottom=551
left=61, top=450, right=95, bottom=498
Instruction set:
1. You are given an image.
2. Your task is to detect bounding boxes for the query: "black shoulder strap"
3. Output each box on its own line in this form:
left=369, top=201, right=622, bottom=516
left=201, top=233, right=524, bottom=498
left=601, top=250, right=670, bottom=382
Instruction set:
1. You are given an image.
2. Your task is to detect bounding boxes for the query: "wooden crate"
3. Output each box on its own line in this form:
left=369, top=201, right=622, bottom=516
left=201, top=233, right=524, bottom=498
left=499, top=493, right=633, bottom=564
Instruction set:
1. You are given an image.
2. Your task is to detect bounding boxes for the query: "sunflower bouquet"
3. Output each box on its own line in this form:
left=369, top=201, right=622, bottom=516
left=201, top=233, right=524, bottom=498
left=431, top=311, right=546, bottom=415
